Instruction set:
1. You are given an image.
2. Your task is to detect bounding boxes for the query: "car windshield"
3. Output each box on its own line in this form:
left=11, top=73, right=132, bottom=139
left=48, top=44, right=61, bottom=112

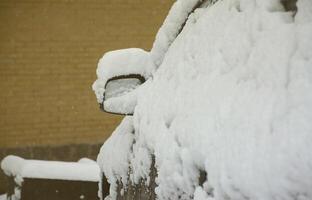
left=150, top=0, right=219, bottom=67
left=176, top=0, right=218, bottom=36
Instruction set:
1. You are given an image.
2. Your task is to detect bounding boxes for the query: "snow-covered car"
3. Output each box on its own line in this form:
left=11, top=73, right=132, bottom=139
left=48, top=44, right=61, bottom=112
left=92, top=0, right=312, bottom=199
left=1, top=156, right=100, bottom=200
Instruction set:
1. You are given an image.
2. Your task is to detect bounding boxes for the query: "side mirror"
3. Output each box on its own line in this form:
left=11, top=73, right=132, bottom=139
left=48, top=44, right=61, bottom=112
left=93, top=48, right=153, bottom=115
left=100, top=74, right=145, bottom=115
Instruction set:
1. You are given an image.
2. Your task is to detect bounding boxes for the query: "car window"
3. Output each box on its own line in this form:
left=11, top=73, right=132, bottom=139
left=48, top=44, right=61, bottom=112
left=177, top=0, right=218, bottom=36
left=150, top=0, right=219, bottom=67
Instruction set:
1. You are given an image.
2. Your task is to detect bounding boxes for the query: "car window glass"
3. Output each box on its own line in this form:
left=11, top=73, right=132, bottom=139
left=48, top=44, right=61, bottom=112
left=178, top=0, right=218, bottom=36
left=150, top=0, right=220, bottom=68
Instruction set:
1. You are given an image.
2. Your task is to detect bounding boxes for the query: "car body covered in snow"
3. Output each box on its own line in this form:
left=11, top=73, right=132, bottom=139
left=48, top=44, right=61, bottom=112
left=93, top=0, right=312, bottom=199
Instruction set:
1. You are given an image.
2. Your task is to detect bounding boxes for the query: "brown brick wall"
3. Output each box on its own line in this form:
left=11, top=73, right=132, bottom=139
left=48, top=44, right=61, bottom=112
left=0, top=0, right=174, bottom=148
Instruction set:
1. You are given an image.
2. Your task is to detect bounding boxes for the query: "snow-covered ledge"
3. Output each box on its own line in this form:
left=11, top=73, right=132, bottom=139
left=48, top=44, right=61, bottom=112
left=1, top=155, right=100, bottom=200
left=1, top=155, right=100, bottom=185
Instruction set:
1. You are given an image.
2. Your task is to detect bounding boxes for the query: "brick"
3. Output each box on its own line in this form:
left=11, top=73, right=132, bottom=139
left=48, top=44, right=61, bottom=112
left=0, top=0, right=175, bottom=148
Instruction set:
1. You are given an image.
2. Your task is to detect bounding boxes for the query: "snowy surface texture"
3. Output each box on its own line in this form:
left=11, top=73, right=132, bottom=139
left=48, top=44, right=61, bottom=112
left=96, top=0, right=312, bottom=200
left=150, top=0, right=202, bottom=66
left=97, top=117, right=135, bottom=200
left=92, top=48, right=154, bottom=104
left=1, top=155, right=100, bottom=185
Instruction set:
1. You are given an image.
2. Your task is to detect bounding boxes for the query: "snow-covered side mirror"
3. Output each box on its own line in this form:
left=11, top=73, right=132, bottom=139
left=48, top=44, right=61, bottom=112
left=93, top=48, right=154, bottom=115
left=100, top=74, right=145, bottom=115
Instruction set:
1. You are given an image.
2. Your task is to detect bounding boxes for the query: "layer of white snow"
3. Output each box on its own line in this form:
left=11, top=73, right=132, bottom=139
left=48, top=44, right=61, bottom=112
left=1, top=155, right=100, bottom=185
left=97, top=117, right=135, bottom=200
left=92, top=48, right=154, bottom=104
left=150, top=0, right=220, bottom=66
left=150, top=0, right=202, bottom=66
left=0, top=194, right=6, bottom=200
left=78, top=157, right=98, bottom=164
left=96, top=0, right=312, bottom=200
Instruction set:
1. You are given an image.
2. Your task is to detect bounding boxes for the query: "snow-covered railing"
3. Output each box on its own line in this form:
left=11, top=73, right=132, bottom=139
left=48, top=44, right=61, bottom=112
left=1, top=155, right=100, bottom=200
left=1, top=155, right=100, bottom=184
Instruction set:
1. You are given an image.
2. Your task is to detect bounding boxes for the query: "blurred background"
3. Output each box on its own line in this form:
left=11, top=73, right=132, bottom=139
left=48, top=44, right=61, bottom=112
left=0, top=0, right=174, bottom=193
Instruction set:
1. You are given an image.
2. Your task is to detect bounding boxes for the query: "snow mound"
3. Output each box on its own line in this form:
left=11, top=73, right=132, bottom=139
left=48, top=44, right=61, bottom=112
left=97, top=0, right=312, bottom=200
left=0, top=194, right=6, bottom=200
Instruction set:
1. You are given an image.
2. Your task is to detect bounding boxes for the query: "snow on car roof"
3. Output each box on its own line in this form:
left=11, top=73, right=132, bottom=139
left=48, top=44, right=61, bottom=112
left=1, top=155, right=100, bottom=185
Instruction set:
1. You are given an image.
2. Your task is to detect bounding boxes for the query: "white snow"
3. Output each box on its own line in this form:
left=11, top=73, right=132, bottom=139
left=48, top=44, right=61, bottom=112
left=1, top=155, right=100, bottom=185
left=96, top=0, right=312, bottom=200
left=0, top=194, right=6, bottom=200
left=92, top=48, right=154, bottom=104
left=78, top=157, right=98, bottom=164
left=150, top=0, right=202, bottom=66
left=151, top=0, right=219, bottom=66
left=97, top=117, right=135, bottom=200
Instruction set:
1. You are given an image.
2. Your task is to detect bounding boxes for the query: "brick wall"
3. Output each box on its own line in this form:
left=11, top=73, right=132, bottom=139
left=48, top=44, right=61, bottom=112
left=0, top=0, right=174, bottom=148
